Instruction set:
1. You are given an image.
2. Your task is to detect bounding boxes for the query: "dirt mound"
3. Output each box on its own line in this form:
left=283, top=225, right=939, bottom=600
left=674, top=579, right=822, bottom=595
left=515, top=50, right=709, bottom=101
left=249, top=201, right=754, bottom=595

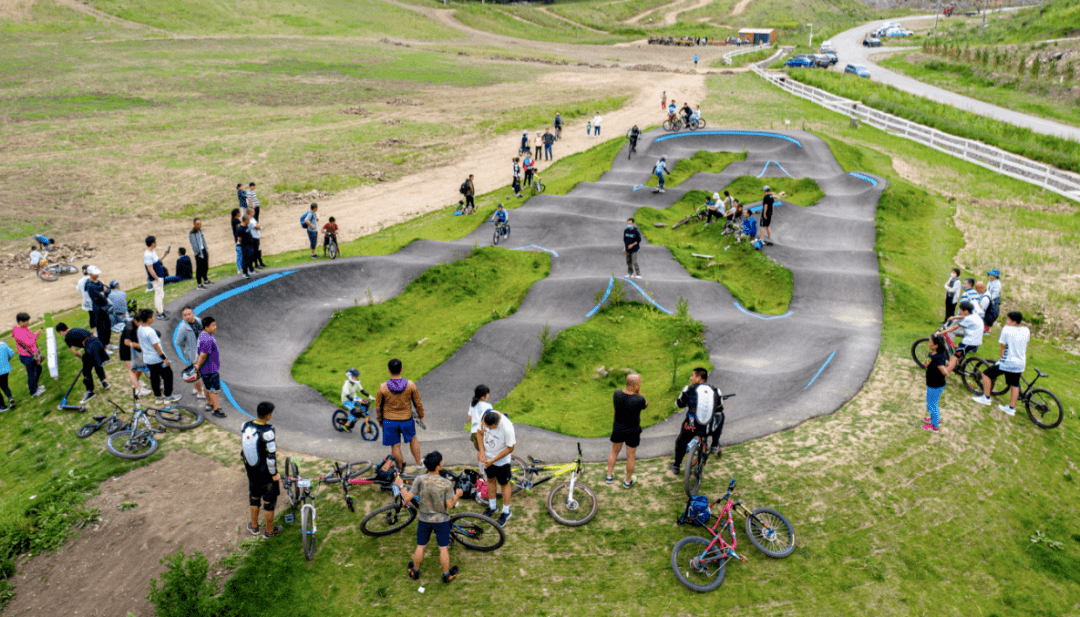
left=378, top=37, right=411, bottom=47
left=340, top=106, right=371, bottom=116
left=386, top=98, right=423, bottom=106
left=0, top=242, right=98, bottom=280
left=373, top=138, right=409, bottom=148
left=624, top=63, right=697, bottom=74
left=382, top=118, right=404, bottom=126
left=488, top=54, right=571, bottom=66
left=277, top=189, right=333, bottom=206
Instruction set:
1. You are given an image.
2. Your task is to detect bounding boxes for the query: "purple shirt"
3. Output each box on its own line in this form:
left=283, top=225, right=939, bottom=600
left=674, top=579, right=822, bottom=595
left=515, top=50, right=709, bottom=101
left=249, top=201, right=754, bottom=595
left=196, top=332, right=220, bottom=374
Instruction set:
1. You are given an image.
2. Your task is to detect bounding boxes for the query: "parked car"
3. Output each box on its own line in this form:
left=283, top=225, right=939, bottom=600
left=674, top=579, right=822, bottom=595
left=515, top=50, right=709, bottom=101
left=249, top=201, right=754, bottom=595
left=822, top=51, right=839, bottom=65
left=819, top=41, right=835, bottom=54
left=811, top=54, right=831, bottom=68
left=784, top=56, right=815, bottom=68
left=863, top=37, right=882, bottom=47
left=844, top=64, right=870, bottom=78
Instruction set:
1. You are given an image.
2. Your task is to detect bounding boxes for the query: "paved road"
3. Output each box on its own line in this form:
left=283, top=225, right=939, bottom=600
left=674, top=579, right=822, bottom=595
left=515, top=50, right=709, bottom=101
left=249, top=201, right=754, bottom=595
left=832, top=14, right=1080, bottom=142
left=164, top=130, right=884, bottom=466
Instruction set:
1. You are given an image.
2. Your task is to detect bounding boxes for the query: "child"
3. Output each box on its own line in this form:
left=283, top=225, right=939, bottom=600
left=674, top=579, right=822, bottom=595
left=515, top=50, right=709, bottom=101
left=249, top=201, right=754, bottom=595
left=938, top=301, right=983, bottom=373
left=586, top=121, right=592, bottom=136
left=0, top=339, right=16, bottom=412
left=28, top=246, right=43, bottom=269
left=322, top=217, right=339, bottom=256
left=340, top=368, right=372, bottom=432
left=922, top=333, right=949, bottom=433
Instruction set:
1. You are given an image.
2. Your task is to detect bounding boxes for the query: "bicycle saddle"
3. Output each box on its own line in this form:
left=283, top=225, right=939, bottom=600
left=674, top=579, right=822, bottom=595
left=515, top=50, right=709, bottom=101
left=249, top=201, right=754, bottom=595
left=1036, top=369, right=1048, bottom=378
left=528, top=456, right=544, bottom=464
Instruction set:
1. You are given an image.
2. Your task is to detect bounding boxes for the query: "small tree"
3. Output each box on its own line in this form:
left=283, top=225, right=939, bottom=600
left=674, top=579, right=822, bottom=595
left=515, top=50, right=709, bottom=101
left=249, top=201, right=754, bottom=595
left=668, top=297, right=705, bottom=387
left=147, top=547, right=216, bottom=617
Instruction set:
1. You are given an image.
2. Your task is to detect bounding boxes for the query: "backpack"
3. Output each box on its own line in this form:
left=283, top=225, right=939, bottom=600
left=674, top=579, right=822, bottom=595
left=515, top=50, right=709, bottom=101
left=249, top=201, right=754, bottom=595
left=742, top=217, right=757, bottom=238
left=300, top=212, right=310, bottom=229
left=753, top=239, right=763, bottom=251
left=677, top=495, right=712, bottom=527
left=459, top=181, right=468, bottom=195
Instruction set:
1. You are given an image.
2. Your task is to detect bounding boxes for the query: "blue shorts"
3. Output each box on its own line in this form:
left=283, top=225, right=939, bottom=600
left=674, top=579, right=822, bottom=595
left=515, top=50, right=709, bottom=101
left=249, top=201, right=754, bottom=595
left=382, top=418, right=416, bottom=446
left=343, top=400, right=356, bottom=412
left=417, top=520, right=451, bottom=548
left=201, top=372, right=221, bottom=393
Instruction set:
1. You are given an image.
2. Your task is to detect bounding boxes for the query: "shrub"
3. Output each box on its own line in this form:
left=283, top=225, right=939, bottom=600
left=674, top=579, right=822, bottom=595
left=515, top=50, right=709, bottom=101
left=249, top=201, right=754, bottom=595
left=147, top=548, right=217, bottom=617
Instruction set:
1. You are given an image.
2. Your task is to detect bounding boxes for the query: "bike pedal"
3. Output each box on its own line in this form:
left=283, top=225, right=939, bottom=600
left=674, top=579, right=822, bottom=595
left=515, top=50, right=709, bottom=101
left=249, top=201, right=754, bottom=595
left=284, top=513, right=294, bottom=523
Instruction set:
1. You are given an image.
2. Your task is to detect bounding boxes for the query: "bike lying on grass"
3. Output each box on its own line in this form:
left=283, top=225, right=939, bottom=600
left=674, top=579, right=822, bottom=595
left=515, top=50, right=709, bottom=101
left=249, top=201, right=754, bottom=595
left=672, top=478, right=796, bottom=592
left=104, top=395, right=204, bottom=460
left=511, top=442, right=597, bottom=526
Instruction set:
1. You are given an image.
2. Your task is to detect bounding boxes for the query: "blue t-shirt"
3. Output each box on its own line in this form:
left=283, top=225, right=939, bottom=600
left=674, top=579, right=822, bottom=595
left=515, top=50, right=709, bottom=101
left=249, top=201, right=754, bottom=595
left=654, top=160, right=666, bottom=175
left=493, top=210, right=508, bottom=223
left=668, top=104, right=676, bottom=115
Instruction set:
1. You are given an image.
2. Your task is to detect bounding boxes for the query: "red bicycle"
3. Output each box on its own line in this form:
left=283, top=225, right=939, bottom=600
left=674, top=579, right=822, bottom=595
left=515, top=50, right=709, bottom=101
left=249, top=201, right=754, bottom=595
left=671, top=478, right=796, bottom=592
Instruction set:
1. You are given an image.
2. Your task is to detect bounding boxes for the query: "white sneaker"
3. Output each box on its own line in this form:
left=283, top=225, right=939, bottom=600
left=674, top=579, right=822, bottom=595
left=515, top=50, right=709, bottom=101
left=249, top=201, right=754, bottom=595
left=971, top=395, right=992, bottom=406
left=167, top=394, right=182, bottom=402
left=137, top=388, right=152, bottom=397
left=197, top=392, right=206, bottom=400
left=998, top=404, right=1016, bottom=416
left=192, top=388, right=199, bottom=395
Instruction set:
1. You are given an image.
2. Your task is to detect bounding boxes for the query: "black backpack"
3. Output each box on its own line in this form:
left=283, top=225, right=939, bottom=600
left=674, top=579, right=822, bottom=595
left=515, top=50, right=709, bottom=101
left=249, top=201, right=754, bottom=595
left=459, top=181, right=468, bottom=195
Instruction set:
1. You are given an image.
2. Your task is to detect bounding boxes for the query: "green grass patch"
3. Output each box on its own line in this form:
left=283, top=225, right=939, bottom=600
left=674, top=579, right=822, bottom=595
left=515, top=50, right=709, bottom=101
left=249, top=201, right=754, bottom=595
left=635, top=189, right=794, bottom=315
left=453, top=4, right=638, bottom=44
left=1, top=93, right=157, bottom=122
left=481, top=95, right=630, bottom=135
left=724, top=176, right=824, bottom=206
left=939, top=0, right=1080, bottom=45
left=644, top=150, right=747, bottom=188
left=292, top=247, right=550, bottom=404
left=498, top=302, right=710, bottom=437
left=710, top=47, right=774, bottom=68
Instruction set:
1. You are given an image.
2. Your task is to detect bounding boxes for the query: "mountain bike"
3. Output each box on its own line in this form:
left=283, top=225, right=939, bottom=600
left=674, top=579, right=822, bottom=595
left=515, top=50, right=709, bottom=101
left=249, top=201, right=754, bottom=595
left=331, top=399, right=379, bottom=441
left=672, top=478, right=796, bottom=592
left=625, top=129, right=640, bottom=159
left=531, top=174, right=545, bottom=194
left=36, top=252, right=79, bottom=282
left=663, top=115, right=685, bottom=132
left=684, top=394, right=736, bottom=497
left=513, top=442, right=597, bottom=526
left=281, top=456, right=351, bottom=560
left=687, top=117, right=707, bottom=130
left=326, top=233, right=340, bottom=259
left=104, top=396, right=203, bottom=459
left=76, top=407, right=125, bottom=438
left=491, top=220, right=511, bottom=246
left=912, top=324, right=1007, bottom=395
left=1008, top=369, right=1063, bottom=429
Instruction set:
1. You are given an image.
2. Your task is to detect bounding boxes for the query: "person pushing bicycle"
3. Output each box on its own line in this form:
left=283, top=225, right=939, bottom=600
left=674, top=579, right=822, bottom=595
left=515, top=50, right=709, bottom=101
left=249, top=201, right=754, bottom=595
left=671, top=367, right=725, bottom=476
left=340, top=368, right=372, bottom=433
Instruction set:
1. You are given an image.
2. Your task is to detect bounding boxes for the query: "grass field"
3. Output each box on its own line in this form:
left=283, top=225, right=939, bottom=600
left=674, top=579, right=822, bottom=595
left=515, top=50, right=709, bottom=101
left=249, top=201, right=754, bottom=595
left=939, top=0, right=1080, bottom=45
left=292, top=248, right=550, bottom=405
left=498, top=302, right=711, bottom=436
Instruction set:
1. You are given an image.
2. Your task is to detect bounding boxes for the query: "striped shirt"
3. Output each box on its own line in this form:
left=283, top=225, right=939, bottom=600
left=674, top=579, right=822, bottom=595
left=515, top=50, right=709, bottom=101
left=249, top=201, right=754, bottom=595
left=246, top=189, right=259, bottom=211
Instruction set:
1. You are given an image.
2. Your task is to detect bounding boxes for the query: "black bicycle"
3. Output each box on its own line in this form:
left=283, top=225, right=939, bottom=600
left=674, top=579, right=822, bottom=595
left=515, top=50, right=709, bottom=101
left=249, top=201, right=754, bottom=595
left=625, top=128, right=640, bottom=159
left=684, top=394, right=736, bottom=497
left=77, top=407, right=125, bottom=438
left=911, top=324, right=1007, bottom=396
left=491, top=220, right=511, bottom=246
left=1012, top=369, right=1063, bottom=429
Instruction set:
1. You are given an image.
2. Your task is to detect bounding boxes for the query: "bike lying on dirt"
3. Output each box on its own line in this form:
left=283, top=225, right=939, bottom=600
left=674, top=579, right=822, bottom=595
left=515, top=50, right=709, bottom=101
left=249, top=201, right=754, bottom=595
left=35, top=252, right=79, bottom=282
left=512, top=442, right=597, bottom=526
left=672, top=478, right=796, bottom=592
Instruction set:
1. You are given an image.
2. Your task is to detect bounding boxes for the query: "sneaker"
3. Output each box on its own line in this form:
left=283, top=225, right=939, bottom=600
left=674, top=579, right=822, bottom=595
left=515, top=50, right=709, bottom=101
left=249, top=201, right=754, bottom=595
left=669, top=463, right=680, bottom=475
left=341, top=423, right=352, bottom=433
left=5, top=399, right=14, bottom=408
left=0, top=406, right=8, bottom=413
left=167, top=394, right=182, bottom=402
left=407, top=561, right=420, bottom=581
left=102, top=380, right=111, bottom=391
left=605, top=474, right=614, bottom=484
left=146, top=285, right=153, bottom=292
left=32, top=386, right=46, bottom=398
left=80, top=392, right=96, bottom=404
left=196, top=392, right=206, bottom=400
left=971, top=395, right=992, bottom=406
left=156, top=313, right=168, bottom=321
left=155, top=398, right=165, bottom=406
left=920, top=423, right=939, bottom=433
left=197, top=284, right=205, bottom=290
left=999, top=404, right=1016, bottom=416
left=622, top=476, right=637, bottom=489
left=107, top=344, right=119, bottom=351
left=261, top=525, right=283, bottom=539
left=246, top=521, right=261, bottom=536
left=496, top=511, right=512, bottom=527
left=137, top=388, right=152, bottom=397
left=212, top=410, right=227, bottom=418
left=243, top=275, right=251, bottom=280
left=482, top=506, right=496, bottom=518
left=442, top=565, right=459, bottom=584
left=205, top=279, right=214, bottom=285
left=709, top=443, right=721, bottom=456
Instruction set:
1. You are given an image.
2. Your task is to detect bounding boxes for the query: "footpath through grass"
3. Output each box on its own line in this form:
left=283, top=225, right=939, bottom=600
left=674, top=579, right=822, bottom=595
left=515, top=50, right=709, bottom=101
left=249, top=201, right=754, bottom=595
left=498, top=302, right=710, bottom=437
left=292, top=247, right=550, bottom=405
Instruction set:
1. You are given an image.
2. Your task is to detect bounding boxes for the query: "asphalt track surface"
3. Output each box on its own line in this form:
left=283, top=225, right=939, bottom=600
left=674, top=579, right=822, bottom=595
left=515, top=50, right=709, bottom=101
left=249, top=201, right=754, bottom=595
left=165, top=129, right=885, bottom=465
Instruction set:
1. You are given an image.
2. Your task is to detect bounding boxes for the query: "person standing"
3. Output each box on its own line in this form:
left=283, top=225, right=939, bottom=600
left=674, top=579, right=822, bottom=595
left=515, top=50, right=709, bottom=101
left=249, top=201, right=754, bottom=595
left=974, top=282, right=991, bottom=318
left=0, top=339, right=16, bottom=412
left=670, top=368, right=724, bottom=475
left=543, top=129, right=555, bottom=161
left=194, top=316, right=226, bottom=418
left=523, top=155, right=534, bottom=191
left=922, top=333, right=950, bottom=433
left=143, top=236, right=169, bottom=320
left=759, top=186, right=775, bottom=246
left=661, top=90, right=667, bottom=111
left=394, top=451, right=462, bottom=585
left=322, top=217, right=339, bottom=257
left=534, top=132, right=542, bottom=159
left=592, top=112, right=602, bottom=137
left=236, top=216, right=256, bottom=279
left=231, top=208, right=243, bottom=275
left=246, top=182, right=261, bottom=223
left=302, top=203, right=319, bottom=259
left=944, top=267, right=961, bottom=320
left=76, top=266, right=94, bottom=326
left=958, top=278, right=983, bottom=319
left=375, top=358, right=425, bottom=472
left=694, top=54, right=699, bottom=67
left=468, top=384, right=493, bottom=460
left=189, top=218, right=211, bottom=289
left=477, top=410, right=516, bottom=526
left=985, top=269, right=1002, bottom=331
left=973, top=311, right=1030, bottom=416
left=137, top=309, right=181, bottom=405
left=520, top=130, right=529, bottom=156
left=242, top=402, right=282, bottom=538
left=511, top=157, right=523, bottom=198
left=55, top=322, right=110, bottom=405
left=176, top=307, right=205, bottom=402
left=84, top=266, right=113, bottom=349
left=553, top=112, right=563, bottom=139
left=463, top=175, right=476, bottom=215
left=606, top=373, right=647, bottom=488
left=119, top=311, right=151, bottom=398
left=12, top=313, right=46, bottom=398
left=623, top=218, right=642, bottom=280
left=249, top=211, right=266, bottom=269
left=236, top=183, right=247, bottom=215
left=939, top=301, right=983, bottom=374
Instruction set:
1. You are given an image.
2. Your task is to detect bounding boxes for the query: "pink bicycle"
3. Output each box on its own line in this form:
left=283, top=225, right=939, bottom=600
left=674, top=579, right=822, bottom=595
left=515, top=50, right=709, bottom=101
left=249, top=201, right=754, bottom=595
left=671, top=478, right=797, bottom=592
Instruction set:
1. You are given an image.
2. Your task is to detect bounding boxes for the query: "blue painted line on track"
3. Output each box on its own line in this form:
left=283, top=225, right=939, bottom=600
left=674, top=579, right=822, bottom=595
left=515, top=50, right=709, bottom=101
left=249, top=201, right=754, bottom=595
left=632, top=184, right=646, bottom=191
left=733, top=301, right=792, bottom=320
left=172, top=270, right=299, bottom=418
left=512, top=245, right=560, bottom=258
left=653, top=131, right=803, bottom=148
left=747, top=201, right=784, bottom=214
left=619, top=277, right=673, bottom=314
left=849, top=172, right=878, bottom=186
left=586, top=276, right=615, bottom=318
left=756, top=160, right=794, bottom=178
left=804, top=350, right=837, bottom=391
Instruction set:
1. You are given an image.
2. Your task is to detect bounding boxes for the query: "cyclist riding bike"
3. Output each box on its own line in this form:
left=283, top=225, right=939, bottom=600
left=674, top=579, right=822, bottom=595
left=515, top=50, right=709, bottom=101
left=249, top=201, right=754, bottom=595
left=340, top=368, right=373, bottom=432
left=691, top=105, right=702, bottom=126
left=680, top=102, right=693, bottom=127
left=629, top=125, right=642, bottom=153
left=667, top=101, right=677, bottom=122
left=322, top=217, right=339, bottom=257
left=671, top=367, right=725, bottom=474
left=490, top=204, right=509, bottom=237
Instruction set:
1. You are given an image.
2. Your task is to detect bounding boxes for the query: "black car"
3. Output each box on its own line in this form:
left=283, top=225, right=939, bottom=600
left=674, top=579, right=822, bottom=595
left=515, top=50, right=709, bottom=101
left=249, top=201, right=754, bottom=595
left=863, top=37, right=882, bottom=47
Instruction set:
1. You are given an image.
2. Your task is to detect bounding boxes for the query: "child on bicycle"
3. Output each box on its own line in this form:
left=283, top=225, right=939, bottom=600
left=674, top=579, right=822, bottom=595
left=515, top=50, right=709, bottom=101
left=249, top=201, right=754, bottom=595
left=340, top=368, right=372, bottom=432
left=322, top=217, right=339, bottom=257
left=490, top=204, right=509, bottom=236
left=937, top=301, right=983, bottom=373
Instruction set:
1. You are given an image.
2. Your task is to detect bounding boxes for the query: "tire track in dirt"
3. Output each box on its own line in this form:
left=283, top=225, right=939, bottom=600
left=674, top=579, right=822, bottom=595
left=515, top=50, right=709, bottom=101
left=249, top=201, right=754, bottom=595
left=537, top=6, right=607, bottom=34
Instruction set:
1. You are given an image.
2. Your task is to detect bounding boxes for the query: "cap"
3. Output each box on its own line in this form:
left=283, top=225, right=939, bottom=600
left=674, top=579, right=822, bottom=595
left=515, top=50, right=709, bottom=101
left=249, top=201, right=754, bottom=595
left=987, top=268, right=1000, bottom=277
left=763, top=185, right=771, bottom=192
left=713, top=193, right=720, bottom=201
left=87, top=265, right=101, bottom=275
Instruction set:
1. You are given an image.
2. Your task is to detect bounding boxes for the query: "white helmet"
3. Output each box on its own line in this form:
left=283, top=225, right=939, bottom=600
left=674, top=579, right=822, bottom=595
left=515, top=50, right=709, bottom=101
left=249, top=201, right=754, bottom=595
left=712, top=192, right=720, bottom=202
left=346, top=368, right=361, bottom=383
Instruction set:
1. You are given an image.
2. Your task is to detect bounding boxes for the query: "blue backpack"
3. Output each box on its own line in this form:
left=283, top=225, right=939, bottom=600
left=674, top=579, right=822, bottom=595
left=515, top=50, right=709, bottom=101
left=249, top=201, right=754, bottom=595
left=677, top=495, right=712, bottom=527
left=742, top=217, right=757, bottom=238
left=300, top=212, right=310, bottom=229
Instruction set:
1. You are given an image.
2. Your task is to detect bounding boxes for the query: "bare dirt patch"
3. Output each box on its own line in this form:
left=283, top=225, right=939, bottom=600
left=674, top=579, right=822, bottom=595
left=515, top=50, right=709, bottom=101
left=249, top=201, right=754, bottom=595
left=0, top=0, right=32, bottom=21
left=6, top=449, right=247, bottom=617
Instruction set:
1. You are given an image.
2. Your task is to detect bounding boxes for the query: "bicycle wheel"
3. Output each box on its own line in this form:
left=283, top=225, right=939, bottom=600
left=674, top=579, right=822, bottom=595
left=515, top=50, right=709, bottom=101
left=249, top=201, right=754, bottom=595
left=155, top=405, right=203, bottom=430
left=77, top=423, right=98, bottom=439
left=105, top=416, right=124, bottom=435
left=910, top=338, right=930, bottom=369
left=508, top=455, right=529, bottom=495
left=745, top=507, right=796, bottom=558
left=964, top=358, right=1009, bottom=396
left=449, top=512, right=505, bottom=551
left=37, top=268, right=58, bottom=282
left=331, top=409, right=349, bottom=432
left=301, top=504, right=316, bottom=560
left=671, top=536, right=726, bottom=592
left=684, top=443, right=705, bottom=497
left=329, top=239, right=339, bottom=260
left=536, top=182, right=545, bottom=193
left=58, top=265, right=79, bottom=275
left=106, top=429, right=159, bottom=460
left=696, top=119, right=707, bottom=129
left=360, top=419, right=379, bottom=442
left=492, top=228, right=500, bottom=246
left=663, top=119, right=675, bottom=131
left=285, top=457, right=300, bottom=507
left=360, top=503, right=417, bottom=536
left=546, top=480, right=598, bottom=526
left=1026, top=388, right=1063, bottom=429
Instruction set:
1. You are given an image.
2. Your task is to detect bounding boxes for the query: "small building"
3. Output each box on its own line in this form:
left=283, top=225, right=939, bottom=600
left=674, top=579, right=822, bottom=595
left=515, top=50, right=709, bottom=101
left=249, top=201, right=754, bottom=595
left=737, top=28, right=777, bottom=45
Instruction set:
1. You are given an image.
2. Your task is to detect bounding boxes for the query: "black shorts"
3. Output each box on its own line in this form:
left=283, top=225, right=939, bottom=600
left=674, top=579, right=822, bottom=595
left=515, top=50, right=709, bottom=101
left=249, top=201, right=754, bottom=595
left=954, top=345, right=978, bottom=359
left=760, top=216, right=772, bottom=228
left=248, top=476, right=280, bottom=510
left=983, top=364, right=1021, bottom=388
left=611, top=426, right=641, bottom=448
left=119, top=345, right=132, bottom=363
left=485, top=463, right=512, bottom=486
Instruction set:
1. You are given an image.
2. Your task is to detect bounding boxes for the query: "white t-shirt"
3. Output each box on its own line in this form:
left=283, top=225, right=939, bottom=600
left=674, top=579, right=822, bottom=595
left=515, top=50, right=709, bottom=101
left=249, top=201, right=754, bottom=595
left=997, top=324, right=1030, bottom=373
left=143, top=249, right=160, bottom=279
left=138, top=325, right=164, bottom=365
left=76, top=275, right=92, bottom=311
left=593, top=115, right=602, bottom=127
left=29, top=250, right=42, bottom=266
left=960, top=288, right=983, bottom=316
left=249, top=218, right=261, bottom=239
left=481, top=413, right=516, bottom=466
left=958, top=313, right=984, bottom=347
left=468, top=401, right=492, bottom=434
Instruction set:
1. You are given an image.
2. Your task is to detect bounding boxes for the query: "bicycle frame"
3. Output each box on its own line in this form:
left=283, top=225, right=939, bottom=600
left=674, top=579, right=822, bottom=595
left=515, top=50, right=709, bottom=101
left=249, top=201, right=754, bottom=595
left=697, top=490, right=750, bottom=566
left=518, top=443, right=582, bottom=493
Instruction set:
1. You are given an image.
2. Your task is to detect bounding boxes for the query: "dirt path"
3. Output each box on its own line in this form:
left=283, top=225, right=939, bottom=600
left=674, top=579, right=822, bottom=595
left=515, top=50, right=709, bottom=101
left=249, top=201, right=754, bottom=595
left=729, top=0, right=752, bottom=16
left=52, top=0, right=180, bottom=36
left=620, top=0, right=680, bottom=25
left=663, top=0, right=714, bottom=26
left=537, top=6, right=607, bottom=34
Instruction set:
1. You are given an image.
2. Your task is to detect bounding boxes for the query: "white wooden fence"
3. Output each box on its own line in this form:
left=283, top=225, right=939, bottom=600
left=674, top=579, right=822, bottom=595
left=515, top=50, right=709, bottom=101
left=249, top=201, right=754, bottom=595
left=751, top=66, right=1080, bottom=203
left=722, top=43, right=772, bottom=66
